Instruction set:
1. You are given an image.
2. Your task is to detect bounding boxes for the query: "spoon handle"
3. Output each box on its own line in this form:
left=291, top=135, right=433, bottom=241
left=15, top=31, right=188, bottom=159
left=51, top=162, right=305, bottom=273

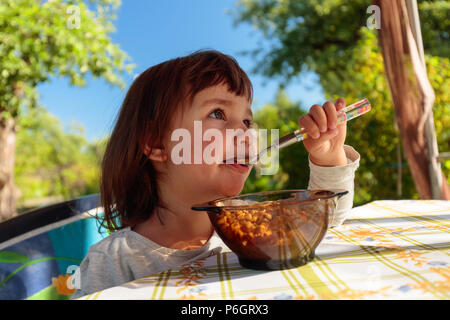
left=285, top=98, right=371, bottom=145
left=225, top=98, right=371, bottom=164
left=274, top=129, right=307, bottom=149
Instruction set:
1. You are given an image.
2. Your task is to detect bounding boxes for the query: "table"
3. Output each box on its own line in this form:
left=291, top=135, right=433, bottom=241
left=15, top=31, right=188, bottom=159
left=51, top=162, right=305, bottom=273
left=77, top=200, right=450, bottom=300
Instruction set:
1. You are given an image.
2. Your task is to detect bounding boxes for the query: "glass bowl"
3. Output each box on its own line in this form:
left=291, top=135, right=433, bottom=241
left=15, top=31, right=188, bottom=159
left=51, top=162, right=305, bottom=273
left=192, top=189, right=348, bottom=270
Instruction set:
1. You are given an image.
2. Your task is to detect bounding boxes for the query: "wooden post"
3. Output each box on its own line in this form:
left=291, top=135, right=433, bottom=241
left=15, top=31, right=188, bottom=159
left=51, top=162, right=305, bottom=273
left=404, top=0, right=442, bottom=199
left=374, top=0, right=450, bottom=200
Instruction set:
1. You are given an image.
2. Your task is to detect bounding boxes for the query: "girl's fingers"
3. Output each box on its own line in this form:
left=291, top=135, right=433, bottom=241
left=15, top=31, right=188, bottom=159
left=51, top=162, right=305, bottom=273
left=335, top=98, right=346, bottom=112
left=299, top=114, right=320, bottom=139
left=323, top=101, right=337, bottom=129
left=309, top=104, right=327, bottom=133
left=319, top=127, right=339, bottom=141
left=299, top=98, right=347, bottom=140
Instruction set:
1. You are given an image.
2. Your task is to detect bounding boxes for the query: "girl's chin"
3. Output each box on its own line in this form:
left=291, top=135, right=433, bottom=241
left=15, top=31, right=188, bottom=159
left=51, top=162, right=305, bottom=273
left=214, top=181, right=245, bottom=199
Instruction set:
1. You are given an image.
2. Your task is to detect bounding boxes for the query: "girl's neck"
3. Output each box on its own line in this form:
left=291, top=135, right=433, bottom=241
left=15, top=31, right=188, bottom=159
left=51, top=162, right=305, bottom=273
left=132, top=203, right=214, bottom=250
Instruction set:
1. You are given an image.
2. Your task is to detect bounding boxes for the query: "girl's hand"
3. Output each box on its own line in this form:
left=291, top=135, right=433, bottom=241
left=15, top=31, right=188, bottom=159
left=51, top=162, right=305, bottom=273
left=298, top=98, right=347, bottom=167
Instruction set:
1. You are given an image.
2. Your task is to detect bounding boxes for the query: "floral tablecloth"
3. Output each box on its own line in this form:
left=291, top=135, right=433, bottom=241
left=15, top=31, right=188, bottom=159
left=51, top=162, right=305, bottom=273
left=77, top=200, right=450, bottom=300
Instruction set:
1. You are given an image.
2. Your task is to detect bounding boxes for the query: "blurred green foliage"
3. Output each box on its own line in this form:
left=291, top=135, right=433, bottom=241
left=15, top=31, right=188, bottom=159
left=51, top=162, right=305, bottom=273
left=242, top=90, right=310, bottom=193
left=14, top=105, right=107, bottom=209
left=0, top=0, right=134, bottom=119
left=7, top=0, right=449, bottom=210
left=1, top=0, right=132, bottom=211
left=236, top=0, right=450, bottom=204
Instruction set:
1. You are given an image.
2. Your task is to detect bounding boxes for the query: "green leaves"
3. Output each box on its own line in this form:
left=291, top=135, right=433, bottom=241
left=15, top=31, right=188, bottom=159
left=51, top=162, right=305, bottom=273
left=0, top=0, right=133, bottom=215
left=234, top=0, right=449, bottom=203
left=14, top=105, right=107, bottom=206
left=0, top=251, right=30, bottom=263
left=243, top=89, right=309, bottom=194
left=0, top=0, right=134, bottom=117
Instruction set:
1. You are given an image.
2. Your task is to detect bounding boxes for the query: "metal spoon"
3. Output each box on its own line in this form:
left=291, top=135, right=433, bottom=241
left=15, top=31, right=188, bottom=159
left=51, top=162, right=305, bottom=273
left=222, top=98, right=371, bottom=165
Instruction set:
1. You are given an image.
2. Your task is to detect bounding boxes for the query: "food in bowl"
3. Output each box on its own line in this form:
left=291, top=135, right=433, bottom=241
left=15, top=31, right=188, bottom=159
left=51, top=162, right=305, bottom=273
left=192, top=190, right=347, bottom=270
left=217, top=205, right=296, bottom=246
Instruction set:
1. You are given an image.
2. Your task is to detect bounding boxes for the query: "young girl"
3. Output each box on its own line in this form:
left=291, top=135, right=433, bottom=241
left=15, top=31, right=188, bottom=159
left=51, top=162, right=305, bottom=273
left=71, top=50, right=360, bottom=298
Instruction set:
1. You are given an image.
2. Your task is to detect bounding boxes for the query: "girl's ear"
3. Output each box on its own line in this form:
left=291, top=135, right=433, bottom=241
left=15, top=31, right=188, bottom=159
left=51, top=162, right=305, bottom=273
left=144, top=144, right=168, bottom=162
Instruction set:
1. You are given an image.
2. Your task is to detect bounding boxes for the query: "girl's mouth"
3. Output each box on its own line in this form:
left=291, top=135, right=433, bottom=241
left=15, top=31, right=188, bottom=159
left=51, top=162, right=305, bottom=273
left=225, top=163, right=250, bottom=174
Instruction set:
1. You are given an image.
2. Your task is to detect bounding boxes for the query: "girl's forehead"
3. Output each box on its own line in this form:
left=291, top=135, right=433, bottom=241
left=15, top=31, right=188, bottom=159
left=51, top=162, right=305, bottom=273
left=191, top=84, right=252, bottom=110
left=170, top=84, right=252, bottom=128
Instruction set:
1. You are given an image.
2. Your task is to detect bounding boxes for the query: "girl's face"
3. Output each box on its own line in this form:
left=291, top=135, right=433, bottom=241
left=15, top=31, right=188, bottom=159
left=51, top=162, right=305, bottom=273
left=160, top=83, right=254, bottom=202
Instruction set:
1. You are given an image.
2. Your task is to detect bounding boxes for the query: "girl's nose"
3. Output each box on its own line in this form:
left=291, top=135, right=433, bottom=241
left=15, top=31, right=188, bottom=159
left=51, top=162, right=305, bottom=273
left=222, top=119, right=257, bottom=161
left=233, top=130, right=250, bottom=147
left=234, top=128, right=257, bottom=158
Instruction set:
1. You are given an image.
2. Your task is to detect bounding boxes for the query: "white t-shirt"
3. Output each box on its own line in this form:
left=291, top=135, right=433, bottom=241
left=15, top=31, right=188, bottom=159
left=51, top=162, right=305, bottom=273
left=70, top=228, right=226, bottom=299
left=71, top=145, right=360, bottom=299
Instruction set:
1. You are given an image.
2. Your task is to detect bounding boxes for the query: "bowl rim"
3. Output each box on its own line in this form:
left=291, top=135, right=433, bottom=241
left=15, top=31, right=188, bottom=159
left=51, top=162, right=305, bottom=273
left=191, top=189, right=348, bottom=213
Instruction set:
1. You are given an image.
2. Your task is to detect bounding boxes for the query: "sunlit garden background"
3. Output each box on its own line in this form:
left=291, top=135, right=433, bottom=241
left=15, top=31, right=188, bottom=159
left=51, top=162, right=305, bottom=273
left=2, top=0, right=449, bottom=220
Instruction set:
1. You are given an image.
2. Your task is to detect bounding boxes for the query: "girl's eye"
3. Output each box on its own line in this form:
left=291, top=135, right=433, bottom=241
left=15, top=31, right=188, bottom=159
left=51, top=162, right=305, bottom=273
left=208, top=108, right=252, bottom=128
left=208, top=108, right=226, bottom=120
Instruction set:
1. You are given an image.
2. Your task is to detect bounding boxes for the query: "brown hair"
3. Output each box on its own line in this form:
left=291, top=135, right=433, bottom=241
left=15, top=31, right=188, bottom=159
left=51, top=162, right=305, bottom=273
left=99, top=50, right=253, bottom=232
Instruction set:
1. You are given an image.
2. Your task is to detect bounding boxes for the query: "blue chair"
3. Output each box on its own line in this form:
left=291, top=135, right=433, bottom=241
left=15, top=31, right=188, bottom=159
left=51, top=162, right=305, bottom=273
left=0, top=194, right=109, bottom=300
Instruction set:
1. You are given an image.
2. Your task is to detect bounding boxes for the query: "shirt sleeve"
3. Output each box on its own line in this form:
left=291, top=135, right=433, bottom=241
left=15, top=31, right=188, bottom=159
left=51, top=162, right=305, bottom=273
left=307, top=145, right=360, bottom=227
left=69, top=250, right=127, bottom=299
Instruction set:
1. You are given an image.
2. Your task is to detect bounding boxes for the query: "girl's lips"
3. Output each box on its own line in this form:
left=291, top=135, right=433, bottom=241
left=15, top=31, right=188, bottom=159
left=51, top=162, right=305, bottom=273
left=224, top=163, right=250, bottom=174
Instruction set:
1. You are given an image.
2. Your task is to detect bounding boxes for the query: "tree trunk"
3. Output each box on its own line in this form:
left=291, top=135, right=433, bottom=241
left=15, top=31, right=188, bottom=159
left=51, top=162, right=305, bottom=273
left=0, top=117, right=19, bottom=222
